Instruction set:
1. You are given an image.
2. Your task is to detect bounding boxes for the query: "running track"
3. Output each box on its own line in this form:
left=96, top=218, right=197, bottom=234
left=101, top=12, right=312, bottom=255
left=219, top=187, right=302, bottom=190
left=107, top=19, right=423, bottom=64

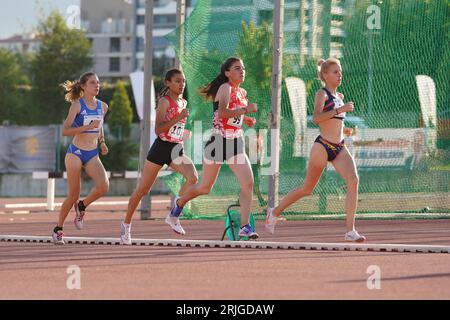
left=1, top=196, right=449, bottom=299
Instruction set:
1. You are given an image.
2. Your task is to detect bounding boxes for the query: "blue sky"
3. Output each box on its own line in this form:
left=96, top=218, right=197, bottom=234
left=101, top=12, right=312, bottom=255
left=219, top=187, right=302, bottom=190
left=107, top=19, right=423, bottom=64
left=0, top=0, right=80, bottom=39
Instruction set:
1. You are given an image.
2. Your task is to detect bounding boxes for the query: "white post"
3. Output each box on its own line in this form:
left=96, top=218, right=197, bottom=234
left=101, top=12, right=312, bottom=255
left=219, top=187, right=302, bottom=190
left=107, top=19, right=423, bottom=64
left=175, top=0, right=186, bottom=70
left=47, top=178, right=55, bottom=211
left=139, top=0, right=154, bottom=220
left=268, top=0, right=284, bottom=208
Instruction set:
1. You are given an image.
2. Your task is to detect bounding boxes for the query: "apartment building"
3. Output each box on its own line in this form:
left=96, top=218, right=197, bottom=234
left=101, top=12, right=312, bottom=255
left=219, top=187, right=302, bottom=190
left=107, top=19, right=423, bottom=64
left=80, top=0, right=345, bottom=80
left=134, top=0, right=196, bottom=71
left=80, top=0, right=135, bottom=81
left=0, top=33, right=40, bottom=54
left=211, top=0, right=346, bottom=63
left=80, top=0, right=196, bottom=80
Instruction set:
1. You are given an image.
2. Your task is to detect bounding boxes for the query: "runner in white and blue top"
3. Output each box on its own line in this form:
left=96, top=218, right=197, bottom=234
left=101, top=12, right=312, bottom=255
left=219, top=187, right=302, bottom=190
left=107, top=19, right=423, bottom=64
left=67, top=97, right=105, bottom=165
left=72, top=98, right=105, bottom=133
left=52, top=72, right=110, bottom=245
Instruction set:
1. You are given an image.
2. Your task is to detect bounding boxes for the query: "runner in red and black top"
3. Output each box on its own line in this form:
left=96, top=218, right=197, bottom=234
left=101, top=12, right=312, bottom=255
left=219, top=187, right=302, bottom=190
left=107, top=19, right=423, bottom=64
left=120, top=69, right=198, bottom=244
left=265, top=58, right=366, bottom=242
left=167, top=57, right=259, bottom=239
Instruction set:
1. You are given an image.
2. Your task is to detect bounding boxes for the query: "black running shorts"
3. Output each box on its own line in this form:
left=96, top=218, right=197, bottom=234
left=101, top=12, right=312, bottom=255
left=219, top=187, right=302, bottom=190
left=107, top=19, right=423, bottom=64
left=204, top=134, right=245, bottom=163
left=147, top=137, right=184, bottom=166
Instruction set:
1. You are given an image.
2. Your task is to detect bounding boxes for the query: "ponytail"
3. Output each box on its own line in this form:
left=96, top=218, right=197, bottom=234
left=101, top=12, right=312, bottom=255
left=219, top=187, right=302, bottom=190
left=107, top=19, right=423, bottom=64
left=200, top=57, right=241, bottom=100
left=61, top=80, right=83, bottom=102
left=60, top=72, right=97, bottom=102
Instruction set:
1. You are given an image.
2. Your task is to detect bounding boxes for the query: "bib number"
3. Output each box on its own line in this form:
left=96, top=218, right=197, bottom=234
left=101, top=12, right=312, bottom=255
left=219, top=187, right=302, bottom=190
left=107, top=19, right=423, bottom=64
left=226, top=115, right=243, bottom=128
left=168, top=122, right=185, bottom=140
left=83, top=115, right=103, bottom=131
left=333, top=98, right=346, bottom=117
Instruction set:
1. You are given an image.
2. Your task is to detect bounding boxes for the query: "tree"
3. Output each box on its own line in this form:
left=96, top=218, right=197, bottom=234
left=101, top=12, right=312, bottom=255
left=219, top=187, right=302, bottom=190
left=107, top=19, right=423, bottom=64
left=236, top=21, right=293, bottom=130
left=342, top=0, right=448, bottom=128
left=0, top=49, right=23, bottom=124
left=108, top=80, right=133, bottom=139
left=30, top=11, right=92, bottom=124
left=237, top=21, right=273, bottom=92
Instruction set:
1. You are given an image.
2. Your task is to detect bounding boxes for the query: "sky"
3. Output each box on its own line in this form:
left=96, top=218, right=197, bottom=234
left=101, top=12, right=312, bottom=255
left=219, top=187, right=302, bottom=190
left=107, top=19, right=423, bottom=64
left=0, top=0, right=80, bottom=39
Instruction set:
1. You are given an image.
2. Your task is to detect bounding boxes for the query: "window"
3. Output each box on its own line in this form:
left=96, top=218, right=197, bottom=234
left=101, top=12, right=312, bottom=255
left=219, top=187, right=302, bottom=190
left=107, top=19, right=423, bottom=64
left=110, top=38, right=121, bottom=52
left=136, top=36, right=144, bottom=52
left=213, top=0, right=252, bottom=5
left=153, top=36, right=169, bottom=49
left=154, top=14, right=176, bottom=28
left=109, top=57, right=120, bottom=72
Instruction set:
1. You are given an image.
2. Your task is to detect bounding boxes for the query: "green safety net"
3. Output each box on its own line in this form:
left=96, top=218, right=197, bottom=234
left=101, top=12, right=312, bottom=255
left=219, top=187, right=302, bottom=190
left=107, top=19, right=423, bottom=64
left=162, top=0, right=449, bottom=219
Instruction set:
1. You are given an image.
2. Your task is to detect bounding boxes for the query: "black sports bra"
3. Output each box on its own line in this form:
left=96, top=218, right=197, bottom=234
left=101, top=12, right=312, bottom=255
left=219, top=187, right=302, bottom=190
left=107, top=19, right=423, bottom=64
left=322, top=87, right=345, bottom=120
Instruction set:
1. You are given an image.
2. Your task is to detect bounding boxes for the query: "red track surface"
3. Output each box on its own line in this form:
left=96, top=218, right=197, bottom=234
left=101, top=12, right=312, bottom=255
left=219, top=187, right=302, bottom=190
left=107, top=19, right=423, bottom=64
left=1, top=196, right=449, bottom=299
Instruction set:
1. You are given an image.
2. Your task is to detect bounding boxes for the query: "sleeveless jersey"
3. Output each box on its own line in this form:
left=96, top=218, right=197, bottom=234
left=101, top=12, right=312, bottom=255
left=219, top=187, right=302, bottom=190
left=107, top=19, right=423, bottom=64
left=158, top=96, right=187, bottom=144
left=322, top=87, right=346, bottom=119
left=211, top=83, right=247, bottom=139
left=72, top=98, right=104, bottom=133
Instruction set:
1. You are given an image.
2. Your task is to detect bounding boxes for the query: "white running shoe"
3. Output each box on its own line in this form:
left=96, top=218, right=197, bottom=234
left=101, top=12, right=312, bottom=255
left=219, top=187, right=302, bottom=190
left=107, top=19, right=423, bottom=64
left=165, top=215, right=186, bottom=235
left=345, top=230, right=366, bottom=242
left=52, top=230, right=65, bottom=245
left=265, top=207, right=277, bottom=234
left=74, top=200, right=85, bottom=230
left=120, top=221, right=132, bottom=245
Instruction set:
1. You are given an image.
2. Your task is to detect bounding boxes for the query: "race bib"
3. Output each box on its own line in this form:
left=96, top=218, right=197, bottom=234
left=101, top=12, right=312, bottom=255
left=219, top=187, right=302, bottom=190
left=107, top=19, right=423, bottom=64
left=333, top=98, right=346, bottom=117
left=168, top=122, right=185, bottom=140
left=83, top=115, right=103, bottom=130
left=333, top=98, right=344, bottom=108
left=226, top=115, right=243, bottom=128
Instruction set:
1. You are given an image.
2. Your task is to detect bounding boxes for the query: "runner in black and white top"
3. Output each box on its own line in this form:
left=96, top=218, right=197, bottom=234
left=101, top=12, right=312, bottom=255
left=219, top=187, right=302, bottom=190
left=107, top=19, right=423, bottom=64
left=265, top=58, right=366, bottom=242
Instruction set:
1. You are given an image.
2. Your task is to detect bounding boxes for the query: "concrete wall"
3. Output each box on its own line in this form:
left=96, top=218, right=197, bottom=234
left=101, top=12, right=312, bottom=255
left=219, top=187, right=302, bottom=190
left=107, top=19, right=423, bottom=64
left=0, top=174, right=170, bottom=198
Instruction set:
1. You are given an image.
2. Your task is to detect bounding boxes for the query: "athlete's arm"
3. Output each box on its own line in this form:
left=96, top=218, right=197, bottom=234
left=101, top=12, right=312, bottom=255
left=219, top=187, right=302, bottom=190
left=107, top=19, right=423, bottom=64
left=312, top=90, right=339, bottom=124
left=98, top=102, right=108, bottom=144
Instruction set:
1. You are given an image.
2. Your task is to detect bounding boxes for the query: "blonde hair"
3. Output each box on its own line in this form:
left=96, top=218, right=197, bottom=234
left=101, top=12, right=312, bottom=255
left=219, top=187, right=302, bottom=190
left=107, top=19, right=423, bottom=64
left=317, top=58, right=341, bottom=84
left=61, top=72, right=97, bottom=102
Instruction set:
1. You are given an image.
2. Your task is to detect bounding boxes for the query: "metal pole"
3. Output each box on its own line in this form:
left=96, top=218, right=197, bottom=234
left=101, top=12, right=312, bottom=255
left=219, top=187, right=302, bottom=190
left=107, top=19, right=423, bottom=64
left=175, top=0, right=186, bottom=69
left=268, top=0, right=284, bottom=208
left=131, top=0, right=138, bottom=70
left=139, top=0, right=154, bottom=220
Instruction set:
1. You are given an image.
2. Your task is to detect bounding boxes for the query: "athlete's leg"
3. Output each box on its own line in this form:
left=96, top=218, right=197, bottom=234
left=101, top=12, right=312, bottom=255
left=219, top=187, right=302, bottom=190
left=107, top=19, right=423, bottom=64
left=169, top=155, right=198, bottom=197
left=57, top=153, right=82, bottom=227
left=227, top=153, right=254, bottom=226
left=176, top=160, right=222, bottom=207
left=124, top=160, right=163, bottom=224
left=331, top=146, right=359, bottom=232
left=272, top=143, right=328, bottom=217
left=82, top=156, right=109, bottom=207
